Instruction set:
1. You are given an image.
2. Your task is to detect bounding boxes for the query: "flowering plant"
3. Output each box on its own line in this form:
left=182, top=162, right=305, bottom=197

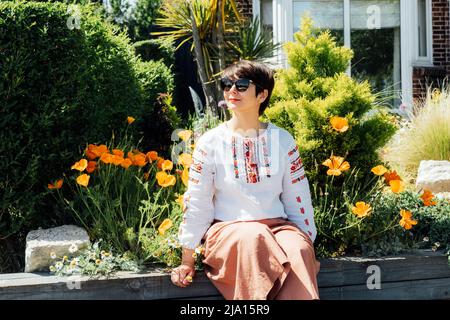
left=49, top=120, right=196, bottom=266
left=49, top=240, right=139, bottom=276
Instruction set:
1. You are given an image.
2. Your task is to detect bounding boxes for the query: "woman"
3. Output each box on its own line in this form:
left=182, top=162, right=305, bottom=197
left=171, top=60, right=320, bottom=300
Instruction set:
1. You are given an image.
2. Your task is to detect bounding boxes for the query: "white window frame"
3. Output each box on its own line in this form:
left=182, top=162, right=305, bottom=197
left=413, top=0, right=433, bottom=66
left=253, top=0, right=434, bottom=108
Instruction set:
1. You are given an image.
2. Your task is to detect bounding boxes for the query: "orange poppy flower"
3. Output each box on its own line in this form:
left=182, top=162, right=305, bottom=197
left=181, top=167, right=189, bottom=187
left=120, top=158, right=132, bottom=169
left=71, top=159, right=88, bottom=172
left=158, top=218, right=173, bottom=236
left=86, top=161, right=97, bottom=174
left=399, top=209, right=418, bottom=230
left=371, top=165, right=388, bottom=176
left=156, top=171, right=167, bottom=183
left=330, top=116, right=349, bottom=133
left=389, top=180, right=404, bottom=193
left=48, top=179, right=63, bottom=190
left=351, top=202, right=372, bottom=218
left=132, top=154, right=147, bottom=167
left=163, top=176, right=177, bottom=188
left=146, top=151, right=158, bottom=162
left=421, top=189, right=437, bottom=206
left=161, top=159, right=173, bottom=171
left=127, top=116, right=135, bottom=124
left=110, top=155, right=124, bottom=166
left=156, top=171, right=176, bottom=187
left=322, top=156, right=350, bottom=176
left=127, top=149, right=142, bottom=157
left=99, top=153, right=113, bottom=164
left=178, top=130, right=192, bottom=142
left=176, top=194, right=187, bottom=212
left=86, top=144, right=98, bottom=160
left=157, top=158, right=165, bottom=170
left=76, top=174, right=90, bottom=187
left=89, top=144, right=109, bottom=158
left=112, top=149, right=124, bottom=158
left=384, top=170, right=401, bottom=184
left=178, top=153, right=193, bottom=167
left=175, top=194, right=184, bottom=205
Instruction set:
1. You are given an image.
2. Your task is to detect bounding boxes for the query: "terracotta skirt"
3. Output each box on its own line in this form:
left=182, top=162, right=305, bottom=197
left=201, top=218, right=320, bottom=300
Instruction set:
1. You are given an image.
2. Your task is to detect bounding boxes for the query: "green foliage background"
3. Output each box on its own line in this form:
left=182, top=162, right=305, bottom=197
left=0, top=1, right=177, bottom=272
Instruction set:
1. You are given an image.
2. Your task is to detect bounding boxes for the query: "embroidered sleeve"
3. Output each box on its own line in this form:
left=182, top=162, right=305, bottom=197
left=280, top=137, right=317, bottom=242
left=177, top=134, right=215, bottom=250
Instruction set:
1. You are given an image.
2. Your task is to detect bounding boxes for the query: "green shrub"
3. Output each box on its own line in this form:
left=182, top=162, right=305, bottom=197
left=413, top=196, right=450, bottom=250
left=264, top=17, right=397, bottom=186
left=0, top=1, right=175, bottom=271
left=133, top=38, right=175, bottom=67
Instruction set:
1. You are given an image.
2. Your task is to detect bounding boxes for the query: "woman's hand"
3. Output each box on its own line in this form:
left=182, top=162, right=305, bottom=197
left=171, top=264, right=196, bottom=288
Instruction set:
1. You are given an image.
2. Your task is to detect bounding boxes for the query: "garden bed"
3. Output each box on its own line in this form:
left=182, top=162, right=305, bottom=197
left=1, top=249, right=449, bottom=300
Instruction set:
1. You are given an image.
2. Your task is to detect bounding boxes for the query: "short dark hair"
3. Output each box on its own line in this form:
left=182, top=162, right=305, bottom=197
left=221, top=60, right=275, bottom=116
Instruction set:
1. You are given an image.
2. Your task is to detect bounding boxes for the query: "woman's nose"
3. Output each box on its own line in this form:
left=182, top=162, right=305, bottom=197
left=228, top=84, right=239, bottom=94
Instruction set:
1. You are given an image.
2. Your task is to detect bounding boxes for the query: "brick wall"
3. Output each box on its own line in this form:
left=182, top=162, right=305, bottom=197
left=413, top=0, right=450, bottom=99
left=236, top=0, right=253, bottom=18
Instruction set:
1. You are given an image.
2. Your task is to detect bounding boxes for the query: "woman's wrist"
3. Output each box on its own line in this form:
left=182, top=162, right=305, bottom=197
left=181, top=247, right=196, bottom=267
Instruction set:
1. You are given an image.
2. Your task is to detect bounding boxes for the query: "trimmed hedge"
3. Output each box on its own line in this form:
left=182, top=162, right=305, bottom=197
left=133, top=38, right=175, bottom=67
left=0, top=1, right=176, bottom=271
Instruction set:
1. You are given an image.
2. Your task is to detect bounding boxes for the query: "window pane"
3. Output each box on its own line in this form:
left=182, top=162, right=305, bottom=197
left=261, top=0, right=273, bottom=37
left=350, top=0, right=401, bottom=106
left=293, top=0, right=344, bottom=45
left=418, top=0, right=427, bottom=57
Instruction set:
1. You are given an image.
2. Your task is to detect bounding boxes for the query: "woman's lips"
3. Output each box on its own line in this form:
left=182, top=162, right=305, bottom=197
left=229, top=99, right=240, bottom=102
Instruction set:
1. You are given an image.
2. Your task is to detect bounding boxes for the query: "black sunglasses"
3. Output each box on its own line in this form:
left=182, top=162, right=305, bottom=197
left=220, top=77, right=259, bottom=92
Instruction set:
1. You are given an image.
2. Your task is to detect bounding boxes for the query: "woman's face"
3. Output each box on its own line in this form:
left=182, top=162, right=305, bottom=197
left=223, top=76, right=268, bottom=114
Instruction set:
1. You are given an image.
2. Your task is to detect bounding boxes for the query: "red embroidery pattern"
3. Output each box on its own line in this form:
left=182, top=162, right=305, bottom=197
left=190, top=147, right=207, bottom=175
left=304, top=218, right=309, bottom=226
left=188, top=176, right=199, bottom=184
left=292, top=175, right=306, bottom=184
left=261, top=136, right=271, bottom=178
left=288, top=144, right=305, bottom=184
left=296, top=196, right=302, bottom=203
left=243, top=139, right=260, bottom=183
left=300, top=207, right=305, bottom=214
left=190, top=158, right=203, bottom=175
left=232, top=136, right=239, bottom=178
left=288, top=145, right=298, bottom=157
left=308, top=230, right=312, bottom=237
left=290, top=155, right=303, bottom=175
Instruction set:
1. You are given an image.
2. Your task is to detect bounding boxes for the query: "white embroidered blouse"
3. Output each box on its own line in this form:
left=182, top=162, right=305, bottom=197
left=177, top=122, right=317, bottom=250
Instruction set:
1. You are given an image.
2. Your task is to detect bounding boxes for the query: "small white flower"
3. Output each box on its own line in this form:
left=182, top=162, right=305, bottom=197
left=324, top=192, right=329, bottom=196
left=423, top=236, right=429, bottom=242
left=50, top=252, right=57, bottom=259
left=55, top=262, right=63, bottom=270
left=69, top=244, right=78, bottom=253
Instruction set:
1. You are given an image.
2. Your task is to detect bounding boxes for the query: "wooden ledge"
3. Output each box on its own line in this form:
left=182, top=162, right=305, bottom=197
left=1, top=250, right=449, bottom=300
